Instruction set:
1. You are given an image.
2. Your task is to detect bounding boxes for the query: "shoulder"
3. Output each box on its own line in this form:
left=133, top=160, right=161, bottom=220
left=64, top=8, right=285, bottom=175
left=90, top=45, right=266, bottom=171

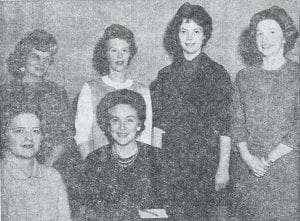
left=38, top=163, right=63, bottom=181
left=285, top=60, right=300, bottom=77
left=201, top=54, right=230, bottom=78
left=151, top=64, right=174, bottom=89
left=137, top=142, right=162, bottom=158
left=85, top=145, right=110, bottom=165
left=236, top=66, right=259, bottom=82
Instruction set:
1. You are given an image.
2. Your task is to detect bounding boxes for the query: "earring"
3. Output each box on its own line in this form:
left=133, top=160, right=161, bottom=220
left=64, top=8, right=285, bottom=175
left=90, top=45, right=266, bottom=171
left=20, top=67, right=25, bottom=72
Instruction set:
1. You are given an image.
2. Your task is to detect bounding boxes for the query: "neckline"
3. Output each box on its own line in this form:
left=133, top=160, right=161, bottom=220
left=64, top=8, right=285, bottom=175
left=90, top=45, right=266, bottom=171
left=102, top=75, right=133, bottom=90
left=260, top=59, right=289, bottom=73
left=2, top=158, right=43, bottom=180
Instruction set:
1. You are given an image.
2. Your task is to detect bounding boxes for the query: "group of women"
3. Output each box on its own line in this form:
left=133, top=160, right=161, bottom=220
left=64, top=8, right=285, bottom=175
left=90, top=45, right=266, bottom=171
left=0, top=2, right=298, bottom=221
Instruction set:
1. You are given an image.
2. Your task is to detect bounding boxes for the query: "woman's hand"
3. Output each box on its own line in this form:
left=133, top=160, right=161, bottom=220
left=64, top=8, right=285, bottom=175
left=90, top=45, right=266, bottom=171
left=215, top=166, right=229, bottom=191
left=241, top=152, right=268, bottom=177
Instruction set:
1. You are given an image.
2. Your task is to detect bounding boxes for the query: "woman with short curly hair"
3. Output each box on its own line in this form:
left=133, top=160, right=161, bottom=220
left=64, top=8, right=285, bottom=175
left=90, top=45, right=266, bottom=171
left=0, top=29, right=73, bottom=167
left=75, top=24, right=152, bottom=159
left=231, top=6, right=299, bottom=220
left=150, top=2, right=233, bottom=219
left=80, top=89, right=165, bottom=220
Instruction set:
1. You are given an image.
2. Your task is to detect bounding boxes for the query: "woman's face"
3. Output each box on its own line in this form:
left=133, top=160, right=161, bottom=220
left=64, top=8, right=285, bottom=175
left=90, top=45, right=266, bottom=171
left=25, top=48, right=52, bottom=80
left=108, top=104, right=141, bottom=146
left=256, top=19, right=285, bottom=58
left=178, top=18, right=205, bottom=59
left=106, top=38, right=130, bottom=73
left=6, top=113, right=42, bottom=159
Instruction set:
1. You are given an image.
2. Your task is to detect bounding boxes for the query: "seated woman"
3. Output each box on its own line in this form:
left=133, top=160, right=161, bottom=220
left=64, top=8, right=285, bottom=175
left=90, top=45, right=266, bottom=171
left=0, top=101, right=71, bottom=221
left=80, top=89, right=165, bottom=220
left=75, top=24, right=152, bottom=159
left=1, top=29, right=74, bottom=167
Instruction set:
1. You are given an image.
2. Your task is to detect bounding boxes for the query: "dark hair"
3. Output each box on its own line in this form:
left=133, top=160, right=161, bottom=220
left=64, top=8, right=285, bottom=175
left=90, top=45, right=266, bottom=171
left=0, top=101, right=43, bottom=158
left=164, top=2, right=212, bottom=58
left=6, top=29, right=58, bottom=80
left=96, top=89, right=146, bottom=143
left=93, top=24, right=138, bottom=76
left=249, top=6, right=299, bottom=55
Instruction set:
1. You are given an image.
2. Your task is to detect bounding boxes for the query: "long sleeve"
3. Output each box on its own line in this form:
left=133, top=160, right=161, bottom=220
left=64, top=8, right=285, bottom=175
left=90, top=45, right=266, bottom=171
left=208, top=66, right=233, bottom=136
left=74, top=83, right=93, bottom=146
left=280, top=89, right=300, bottom=151
left=56, top=173, right=72, bottom=221
left=230, top=73, right=248, bottom=145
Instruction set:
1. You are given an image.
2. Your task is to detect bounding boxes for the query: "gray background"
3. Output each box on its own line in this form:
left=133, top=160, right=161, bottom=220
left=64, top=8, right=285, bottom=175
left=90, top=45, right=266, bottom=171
left=0, top=0, right=299, bottom=102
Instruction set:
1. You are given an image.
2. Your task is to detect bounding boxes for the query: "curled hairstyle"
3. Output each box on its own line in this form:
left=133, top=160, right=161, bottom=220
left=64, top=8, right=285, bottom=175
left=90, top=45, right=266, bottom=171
left=6, top=29, right=58, bottom=80
left=164, top=2, right=212, bottom=58
left=0, top=101, right=42, bottom=158
left=96, top=89, right=146, bottom=143
left=250, top=5, right=299, bottom=55
left=93, top=24, right=138, bottom=76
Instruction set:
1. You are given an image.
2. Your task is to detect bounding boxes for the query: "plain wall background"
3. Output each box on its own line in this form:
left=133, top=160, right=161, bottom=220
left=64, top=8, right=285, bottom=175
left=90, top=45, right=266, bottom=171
left=0, top=0, right=299, bottom=102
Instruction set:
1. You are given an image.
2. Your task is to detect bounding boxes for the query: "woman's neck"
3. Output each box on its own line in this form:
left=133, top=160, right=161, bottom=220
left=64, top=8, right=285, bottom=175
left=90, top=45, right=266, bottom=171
left=182, top=49, right=202, bottom=61
left=5, top=151, right=34, bottom=175
left=108, top=69, right=128, bottom=83
left=112, top=141, right=138, bottom=159
left=262, top=53, right=286, bottom=71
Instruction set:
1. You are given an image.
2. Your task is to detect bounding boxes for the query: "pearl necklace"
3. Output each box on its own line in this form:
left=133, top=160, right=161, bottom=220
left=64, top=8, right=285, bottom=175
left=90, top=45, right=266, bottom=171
left=112, top=145, right=138, bottom=168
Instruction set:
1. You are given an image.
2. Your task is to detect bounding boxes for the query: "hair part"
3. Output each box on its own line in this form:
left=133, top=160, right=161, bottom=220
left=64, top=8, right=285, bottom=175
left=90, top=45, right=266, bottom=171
left=93, top=24, right=138, bottom=76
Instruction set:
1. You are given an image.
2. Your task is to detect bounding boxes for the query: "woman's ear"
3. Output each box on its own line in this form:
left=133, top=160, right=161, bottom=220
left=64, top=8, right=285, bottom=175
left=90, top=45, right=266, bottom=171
left=137, top=121, right=141, bottom=132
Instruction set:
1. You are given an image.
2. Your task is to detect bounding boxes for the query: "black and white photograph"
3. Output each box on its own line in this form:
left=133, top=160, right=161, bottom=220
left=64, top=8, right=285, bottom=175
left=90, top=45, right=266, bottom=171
left=0, top=0, right=299, bottom=220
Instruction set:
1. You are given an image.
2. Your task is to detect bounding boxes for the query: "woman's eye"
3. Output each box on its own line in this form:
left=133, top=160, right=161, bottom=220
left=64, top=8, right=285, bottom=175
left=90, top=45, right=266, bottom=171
left=123, top=49, right=129, bottom=53
left=179, top=30, right=186, bottom=34
left=33, top=129, right=41, bottom=134
left=110, top=118, right=119, bottom=124
left=13, top=129, right=25, bottom=134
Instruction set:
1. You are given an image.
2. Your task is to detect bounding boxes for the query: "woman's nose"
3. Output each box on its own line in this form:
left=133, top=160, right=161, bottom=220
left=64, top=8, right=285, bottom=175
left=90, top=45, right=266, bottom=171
left=187, top=32, right=193, bottom=40
left=24, top=131, right=33, bottom=142
left=117, top=51, right=123, bottom=58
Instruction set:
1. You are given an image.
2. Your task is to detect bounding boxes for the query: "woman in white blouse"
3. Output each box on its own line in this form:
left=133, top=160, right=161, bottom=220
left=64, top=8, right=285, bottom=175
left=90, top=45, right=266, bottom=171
left=75, top=24, right=152, bottom=159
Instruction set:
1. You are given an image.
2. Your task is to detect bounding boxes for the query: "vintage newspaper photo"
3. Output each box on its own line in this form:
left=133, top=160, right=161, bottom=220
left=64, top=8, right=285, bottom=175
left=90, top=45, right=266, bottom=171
left=0, top=0, right=299, bottom=220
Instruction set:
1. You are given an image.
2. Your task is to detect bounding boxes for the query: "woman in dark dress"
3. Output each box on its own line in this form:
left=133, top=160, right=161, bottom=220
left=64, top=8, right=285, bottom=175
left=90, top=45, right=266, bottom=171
left=0, top=29, right=74, bottom=167
left=150, top=2, right=233, bottom=219
left=231, top=6, right=299, bottom=220
left=80, top=89, right=166, bottom=221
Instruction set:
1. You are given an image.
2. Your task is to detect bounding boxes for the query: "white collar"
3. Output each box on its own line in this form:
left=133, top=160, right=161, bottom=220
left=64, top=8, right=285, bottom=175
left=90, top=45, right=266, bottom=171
left=102, top=75, right=133, bottom=90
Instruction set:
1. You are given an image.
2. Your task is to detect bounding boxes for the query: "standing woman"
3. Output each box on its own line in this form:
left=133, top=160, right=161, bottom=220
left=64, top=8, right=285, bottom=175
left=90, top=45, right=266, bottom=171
left=150, top=2, right=233, bottom=219
left=1, top=29, right=73, bottom=167
left=75, top=24, right=152, bottom=159
left=231, top=6, right=299, bottom=220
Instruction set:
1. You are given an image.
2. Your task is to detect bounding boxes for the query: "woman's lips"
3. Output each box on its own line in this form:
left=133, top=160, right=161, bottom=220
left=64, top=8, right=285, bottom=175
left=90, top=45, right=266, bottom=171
left=115, top=61, right=124, bottom=65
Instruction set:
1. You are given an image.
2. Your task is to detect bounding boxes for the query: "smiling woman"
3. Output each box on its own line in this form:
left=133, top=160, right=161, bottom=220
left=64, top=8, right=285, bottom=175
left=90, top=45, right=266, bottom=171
left=74, top=24, right=153, bottom=160
left=78, top=89, right=166, bottom=220
left=0, top=29, right=74, bottom=168
left=150, top=2, right=233, bottom=219
left=0, top=102, right=71, bottom=221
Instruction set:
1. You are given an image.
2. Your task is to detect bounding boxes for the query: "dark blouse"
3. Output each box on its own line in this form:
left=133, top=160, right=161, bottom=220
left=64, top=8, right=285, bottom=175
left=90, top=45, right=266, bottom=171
left=0, top=80, right=74, bottom=162
left=151, top=52, right=233, bottom=137
left=82, top=142, right=166, bottom=220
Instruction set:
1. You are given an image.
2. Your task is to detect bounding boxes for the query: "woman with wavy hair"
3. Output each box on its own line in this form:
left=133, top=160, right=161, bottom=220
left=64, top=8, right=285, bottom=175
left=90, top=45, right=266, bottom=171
left=0, top=29, right=73, bottom=167
left=231, top=6, right=299, bottom=220
left=75, top=24, right=152, bottom=159
left=150, top=2, right=233, bottom=219
left=0, top=101, right=71, bottom=221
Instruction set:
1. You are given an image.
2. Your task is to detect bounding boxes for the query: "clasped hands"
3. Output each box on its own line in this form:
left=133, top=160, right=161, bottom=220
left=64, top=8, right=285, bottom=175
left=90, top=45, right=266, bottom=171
left=242, top=152, right=273, bottom=177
